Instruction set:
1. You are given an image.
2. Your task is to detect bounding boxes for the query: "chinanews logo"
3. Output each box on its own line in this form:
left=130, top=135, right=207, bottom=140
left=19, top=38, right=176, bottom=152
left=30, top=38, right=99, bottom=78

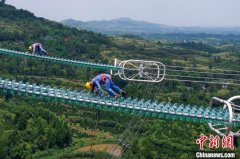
left=195, top=134, right=236, bottom=159
left=196, top=134, right=234, bottom=150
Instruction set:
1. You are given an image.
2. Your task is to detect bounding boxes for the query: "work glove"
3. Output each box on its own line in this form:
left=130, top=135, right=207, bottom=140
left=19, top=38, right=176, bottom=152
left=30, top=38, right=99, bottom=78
left=114, top=94, right=120, bottom=99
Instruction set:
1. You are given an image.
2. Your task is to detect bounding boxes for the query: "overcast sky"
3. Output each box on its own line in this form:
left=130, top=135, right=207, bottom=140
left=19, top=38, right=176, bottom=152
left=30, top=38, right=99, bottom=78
left=6, top=0, right=240, bottom=27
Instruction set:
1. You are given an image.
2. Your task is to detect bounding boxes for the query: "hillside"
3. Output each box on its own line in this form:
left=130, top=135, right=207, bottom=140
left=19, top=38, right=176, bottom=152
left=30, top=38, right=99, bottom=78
left=62, top=18, right=240, bottom=36
left=0, top=4, right=112, bottom=61
left=1, top=3, right=240, bottom=159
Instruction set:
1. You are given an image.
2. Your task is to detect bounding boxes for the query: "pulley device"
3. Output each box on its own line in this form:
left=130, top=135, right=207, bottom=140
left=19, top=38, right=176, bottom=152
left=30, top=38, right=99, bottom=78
left=111, top=59, right=166, bottom=83
left=208, top=96, right=240, bottom=136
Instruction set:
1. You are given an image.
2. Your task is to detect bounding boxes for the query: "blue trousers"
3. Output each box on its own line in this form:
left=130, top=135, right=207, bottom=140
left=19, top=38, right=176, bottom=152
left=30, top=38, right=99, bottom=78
left=105, top=81, right=122, bottom=97
left=37, top=46, right=47, bottom=56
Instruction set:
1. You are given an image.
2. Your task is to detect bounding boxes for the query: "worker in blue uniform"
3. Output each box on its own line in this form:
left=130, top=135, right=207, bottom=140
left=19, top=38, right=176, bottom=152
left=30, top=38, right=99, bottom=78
left=28, top=43, right=47, bottom=55
left=84, top=73, right=126, bottom=99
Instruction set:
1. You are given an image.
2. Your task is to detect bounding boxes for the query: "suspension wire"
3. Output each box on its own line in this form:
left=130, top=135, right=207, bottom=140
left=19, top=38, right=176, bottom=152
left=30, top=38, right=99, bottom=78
left=104, top=83, right=153, bottom=159
left=143, top=72, right=240, bottom=82
left=104, top=87, right=156, bottom=158
left=103, top=114, right=136, bottom=158
left=111, top=117, right=140, bottom=158
left=109, top=88, right=156, bottom=158
left=128, top=72, right=142, bottom=80
left=166, top=65, right=240, bottom=74
left=90, top=109, right=101, bottom=152
left=113, top=116, right=142, bottom=158
left=118, top=117, right=139, bottom=140
left=124, top=67, right=160, bottom=71
left=103, top=117, right=139, bottom=159
left=124, top=66, right=163, bottom=71
left=164, top=78, right=240, bottom=86
left=229, top=102, right=240, bottom=112
left=165, top=74, right=240, bottom=82
left=140, top=71, right=240, bottom=85
left=122, top=71, right=240, bottom=86
left=117, top=118, right=147, bottom=159
left=125, top=65, right=240, bottom=76
left=229, top=102, right=240, bottom=108
left=166, top=68, right=240, bottom=77
left=119, top=117, right=147, bottom=158
left=106, top=115, right=145, bottom=159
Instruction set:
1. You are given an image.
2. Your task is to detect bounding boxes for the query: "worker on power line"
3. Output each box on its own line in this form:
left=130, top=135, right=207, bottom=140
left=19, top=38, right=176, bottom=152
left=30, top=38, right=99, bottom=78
left=84, top=73, right=126, bottom=99
left=28, top=43, right=47, bottom=56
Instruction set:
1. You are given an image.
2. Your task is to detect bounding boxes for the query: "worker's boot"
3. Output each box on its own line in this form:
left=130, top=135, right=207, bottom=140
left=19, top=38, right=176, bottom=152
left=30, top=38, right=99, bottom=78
left=121, top=91, right=127, bottom=98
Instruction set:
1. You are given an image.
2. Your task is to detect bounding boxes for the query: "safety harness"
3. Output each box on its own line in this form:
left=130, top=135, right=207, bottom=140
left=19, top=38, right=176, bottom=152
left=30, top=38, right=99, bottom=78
left=101, top=74, right=111, bottom=82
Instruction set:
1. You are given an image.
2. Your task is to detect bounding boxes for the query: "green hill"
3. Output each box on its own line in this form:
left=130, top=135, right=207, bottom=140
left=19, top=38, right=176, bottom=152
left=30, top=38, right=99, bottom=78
left=0, top=4, right=112, bottom=61
left=61, top=18, right=240, bottom=36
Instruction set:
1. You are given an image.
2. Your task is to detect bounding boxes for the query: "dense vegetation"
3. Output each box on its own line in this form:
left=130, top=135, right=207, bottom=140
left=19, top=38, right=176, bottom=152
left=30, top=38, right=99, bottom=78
left=0, top=98, right=71, bottom=158
left=0, top=3, right=240, bottom=159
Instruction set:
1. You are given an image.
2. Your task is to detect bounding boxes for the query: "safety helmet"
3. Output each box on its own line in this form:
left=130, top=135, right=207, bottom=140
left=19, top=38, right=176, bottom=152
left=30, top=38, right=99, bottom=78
left=28, top=46, right=32, bottom=51
left=84, top=82, right=92, bottom=90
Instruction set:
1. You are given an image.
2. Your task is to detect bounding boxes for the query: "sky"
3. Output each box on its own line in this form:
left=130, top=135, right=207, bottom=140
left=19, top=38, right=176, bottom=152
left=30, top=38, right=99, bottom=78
left=5, top=0, right=240, bottom=27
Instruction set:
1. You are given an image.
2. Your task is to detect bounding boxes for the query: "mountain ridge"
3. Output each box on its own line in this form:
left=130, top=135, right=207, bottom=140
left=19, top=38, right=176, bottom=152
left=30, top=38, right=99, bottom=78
left=62, top=18, right=240, bottom=35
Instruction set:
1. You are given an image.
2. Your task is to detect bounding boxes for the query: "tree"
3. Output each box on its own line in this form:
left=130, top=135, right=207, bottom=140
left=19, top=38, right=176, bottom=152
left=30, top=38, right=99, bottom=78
left=1, top=0, right=6, bottom=4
